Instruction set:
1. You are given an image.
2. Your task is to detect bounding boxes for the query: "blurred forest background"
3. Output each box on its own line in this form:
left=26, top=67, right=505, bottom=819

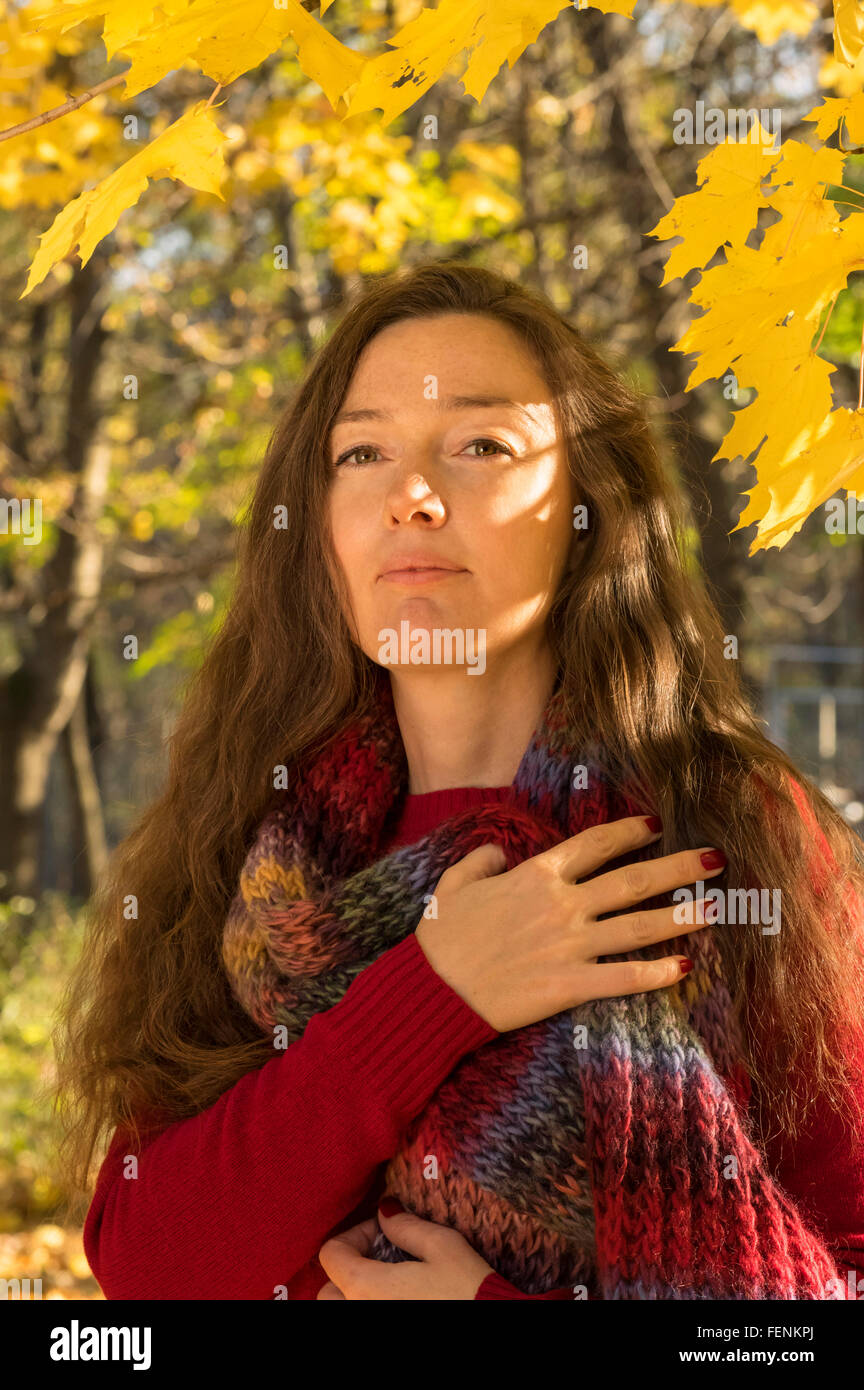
left=1, top=0, right=863, bottom=1298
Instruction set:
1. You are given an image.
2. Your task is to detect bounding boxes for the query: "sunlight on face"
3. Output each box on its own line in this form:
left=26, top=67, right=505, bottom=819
left=325, top=312, right=576, bottom=676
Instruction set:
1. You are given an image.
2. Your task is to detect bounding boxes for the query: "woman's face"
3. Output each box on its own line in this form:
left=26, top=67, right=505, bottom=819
left=326, top=312, right=576, bottom=677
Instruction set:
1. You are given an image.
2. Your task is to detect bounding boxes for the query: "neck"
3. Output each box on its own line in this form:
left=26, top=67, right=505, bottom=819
left=388, top=643, right=559, bottom=795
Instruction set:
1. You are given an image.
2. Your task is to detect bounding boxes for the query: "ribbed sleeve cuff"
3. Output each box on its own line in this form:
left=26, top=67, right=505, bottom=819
left=308, top=932, right=500, bottom=1128
left=475, top=1271, right=528, bottom=1299
left=475, top=1271, right=575, bottom=1300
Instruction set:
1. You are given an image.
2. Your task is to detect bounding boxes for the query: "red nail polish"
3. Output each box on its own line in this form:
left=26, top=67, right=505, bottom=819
left=700, top=849, right=726, bottom=870
left=680, top=959, right=694, bottom=974
left=378, top=1195, right=404, bottom=1218
left=644, top=816, right=662, bottom=832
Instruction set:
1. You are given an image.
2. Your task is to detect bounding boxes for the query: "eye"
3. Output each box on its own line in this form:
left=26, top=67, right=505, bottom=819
left=333, top=444, right=381, bottom=468
left=332, top=436, right=515, bottom=467
left=463, top=438, right=514, bottom=458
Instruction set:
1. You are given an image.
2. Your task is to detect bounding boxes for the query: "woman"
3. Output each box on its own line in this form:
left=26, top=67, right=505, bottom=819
left=53, top=260, right=864, bottom=1300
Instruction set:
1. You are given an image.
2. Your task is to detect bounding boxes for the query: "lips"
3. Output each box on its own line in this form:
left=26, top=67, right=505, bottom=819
left=378, top=555, right=467, bottom=579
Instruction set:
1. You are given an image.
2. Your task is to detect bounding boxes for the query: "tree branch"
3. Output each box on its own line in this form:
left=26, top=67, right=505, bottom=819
left=0, top=0, right=324, bottom=143
left=0, top=72, right=128, bottom=143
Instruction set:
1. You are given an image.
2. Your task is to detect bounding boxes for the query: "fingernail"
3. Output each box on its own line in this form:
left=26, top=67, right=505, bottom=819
left=378, top=1195, right=404, bottom=1218
left=700, top=849, right=726, bottom=870
left=679, top=959, right=694, bottom=974
left=644, top=816, right=662, bottom=832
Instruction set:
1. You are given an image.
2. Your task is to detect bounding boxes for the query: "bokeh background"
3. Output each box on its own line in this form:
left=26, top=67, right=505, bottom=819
left=1, top=0, right=863, bottom=1298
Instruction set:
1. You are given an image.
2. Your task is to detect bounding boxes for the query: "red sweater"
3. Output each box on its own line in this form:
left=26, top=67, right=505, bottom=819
left=83, top=784, right=864, bottom=1301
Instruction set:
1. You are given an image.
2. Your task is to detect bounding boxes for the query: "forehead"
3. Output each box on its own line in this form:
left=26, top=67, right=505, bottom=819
left=336, top=313, right=554, bottom=418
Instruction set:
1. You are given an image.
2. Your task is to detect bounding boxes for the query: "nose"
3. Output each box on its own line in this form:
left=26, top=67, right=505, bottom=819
left=385, top=471, right=446, bottom=527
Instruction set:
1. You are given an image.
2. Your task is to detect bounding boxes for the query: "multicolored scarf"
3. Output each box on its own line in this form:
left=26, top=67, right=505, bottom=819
left=222, top=674, right=842, bottom=1299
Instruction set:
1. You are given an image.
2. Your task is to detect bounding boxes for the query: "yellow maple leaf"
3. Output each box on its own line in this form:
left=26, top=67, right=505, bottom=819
left=673, top=244, right=788, bottom=388
left=344, top=0, right=628, bottom=129
left=760, top=140, right=846, bottom=255
left=677, top=200, right=864, bottom=551
left=804, top=87, right=864, bottom=144
left=732, top=407, right=864, bottom=549
left=33, top=0, right=191, bottom=57
left=34, top=0, right=359, bottom=108
left=676, top=216, right=864, bottom=393
left=834, top=0, right=864, bottom=66
left=20, top=102, right=227, bottom=298
left=119, top=0, right=358, bottom=104
left=648, top=125, right=781, bottom=285
left=749, top=217, right=864, bottom=326
left=719, top=333, right=837, bottom=467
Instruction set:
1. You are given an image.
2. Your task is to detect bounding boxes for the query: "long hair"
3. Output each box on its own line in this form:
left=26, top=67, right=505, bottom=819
left=51, top=258, right=864, bottom=1218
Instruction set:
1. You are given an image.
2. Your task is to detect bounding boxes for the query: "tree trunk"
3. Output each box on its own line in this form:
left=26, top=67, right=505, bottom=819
left=61, top=663, right=109, bottom=897
left=0, top=257, right=109, bottom=898
left=582, top=11, right=755, bottom=633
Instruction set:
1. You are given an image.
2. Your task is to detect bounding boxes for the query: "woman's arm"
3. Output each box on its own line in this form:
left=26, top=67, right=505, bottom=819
left=84, top=932, right=499, bottom=1300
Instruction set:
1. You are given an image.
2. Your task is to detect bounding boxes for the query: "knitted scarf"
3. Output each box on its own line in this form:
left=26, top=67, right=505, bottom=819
left=222, top=674, right=843, bottom=1300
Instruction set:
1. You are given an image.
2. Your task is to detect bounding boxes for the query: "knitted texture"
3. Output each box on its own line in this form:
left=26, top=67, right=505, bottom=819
left=222, top=674, right=843, bottom=1299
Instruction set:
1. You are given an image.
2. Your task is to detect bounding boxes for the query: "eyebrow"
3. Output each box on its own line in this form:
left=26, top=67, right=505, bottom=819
left=331, top=394, right=542, bottom=427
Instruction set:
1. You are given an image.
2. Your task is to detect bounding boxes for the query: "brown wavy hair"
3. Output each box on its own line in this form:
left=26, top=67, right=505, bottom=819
left=51, top=258, right=864, bottom=1219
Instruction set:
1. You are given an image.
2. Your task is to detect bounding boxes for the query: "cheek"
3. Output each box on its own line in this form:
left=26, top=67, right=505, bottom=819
left=484, top=472, right=572, bottom=579
left=325, top=497, right=360, bottom=611
left=327, top=491, right=385, bottom=630
left=327, top=492, right=362, bottom=572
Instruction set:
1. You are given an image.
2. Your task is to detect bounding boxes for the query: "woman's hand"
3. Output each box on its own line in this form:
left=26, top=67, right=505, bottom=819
left=316, top=1200, right=494, bottom=1300
left=415, top=814, right=725, bottom=1032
